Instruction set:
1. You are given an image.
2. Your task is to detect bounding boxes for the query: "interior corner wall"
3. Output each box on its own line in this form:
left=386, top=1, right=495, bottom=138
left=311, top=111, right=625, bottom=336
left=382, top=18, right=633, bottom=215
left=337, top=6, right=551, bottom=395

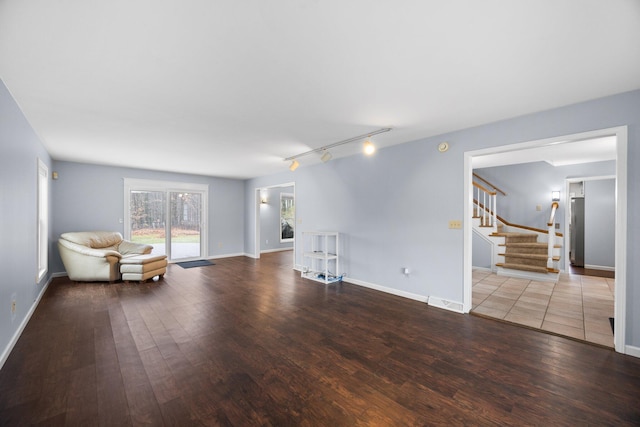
left=584, top=179, right=615, bottom=269
left=245, top=89, right=640, bottom=350
left=259, top=186, right=294, bottom=252
left=0, top=79, right=52, bottom=367
left=50, top=161, right=246, bottom=274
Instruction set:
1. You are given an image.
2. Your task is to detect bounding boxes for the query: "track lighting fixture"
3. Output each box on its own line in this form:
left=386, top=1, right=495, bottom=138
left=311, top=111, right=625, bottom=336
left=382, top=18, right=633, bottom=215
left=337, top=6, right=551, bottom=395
left=284, top=127, right=391, bottom=171
left=320, top=150, right=332, bottom=163
left=363, top=139, right=375, bottom=155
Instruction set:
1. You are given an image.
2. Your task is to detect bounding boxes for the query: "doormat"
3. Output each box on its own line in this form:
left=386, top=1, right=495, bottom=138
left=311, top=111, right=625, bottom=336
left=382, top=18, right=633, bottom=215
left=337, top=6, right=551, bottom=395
left=177, top=260, right=214, bottom=269
left=609, top=317, right=615, bottom=335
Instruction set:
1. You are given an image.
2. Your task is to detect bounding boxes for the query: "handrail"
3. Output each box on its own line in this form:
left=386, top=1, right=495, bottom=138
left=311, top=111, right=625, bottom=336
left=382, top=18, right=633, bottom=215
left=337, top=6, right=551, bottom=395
left=547, top=201, right=559, bottom=227
left=474, top=199, right=563, bottom=237
left=473, top=181, right=496, bottom=196
left=473, top=173, right=507, bottom=196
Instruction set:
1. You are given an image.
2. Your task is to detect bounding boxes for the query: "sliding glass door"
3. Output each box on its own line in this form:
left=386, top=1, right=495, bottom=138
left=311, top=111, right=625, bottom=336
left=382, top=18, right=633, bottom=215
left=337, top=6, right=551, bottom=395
left=125, top=179, right=208, bottom=261
left=169, top=191, right=202, bottom=259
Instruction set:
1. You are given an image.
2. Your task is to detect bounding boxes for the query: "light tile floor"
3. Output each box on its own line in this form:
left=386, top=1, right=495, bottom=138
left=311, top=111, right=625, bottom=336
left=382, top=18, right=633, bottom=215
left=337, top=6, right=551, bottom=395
left=472, top=269, right=615, bottom=348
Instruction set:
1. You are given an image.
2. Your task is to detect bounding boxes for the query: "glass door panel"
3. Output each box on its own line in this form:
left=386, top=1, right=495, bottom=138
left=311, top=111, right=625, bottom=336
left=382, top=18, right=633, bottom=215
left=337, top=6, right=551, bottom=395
left=130, top=190, right=166, bottom=256
left=169, top=192, right=202, bottom=260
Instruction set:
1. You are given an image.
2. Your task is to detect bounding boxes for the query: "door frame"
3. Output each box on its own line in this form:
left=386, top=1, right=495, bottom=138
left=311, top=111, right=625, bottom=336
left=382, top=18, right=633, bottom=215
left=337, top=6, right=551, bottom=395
left=463, top=126, right=627, bottom=354
left=123, top=178, right=209, bottom=261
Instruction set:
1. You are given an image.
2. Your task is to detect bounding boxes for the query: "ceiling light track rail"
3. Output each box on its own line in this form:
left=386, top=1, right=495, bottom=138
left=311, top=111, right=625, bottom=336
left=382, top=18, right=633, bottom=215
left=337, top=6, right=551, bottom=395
left=284, top=128, right=392, bottom=162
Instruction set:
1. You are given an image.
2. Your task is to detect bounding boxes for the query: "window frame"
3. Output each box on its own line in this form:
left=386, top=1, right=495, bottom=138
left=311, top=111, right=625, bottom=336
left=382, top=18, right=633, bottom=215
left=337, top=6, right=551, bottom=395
left=36, top=158, right=48, bottom=282
left=123, top=178, right=209, bottom=261
left=280, top=192, right=295, bottom=243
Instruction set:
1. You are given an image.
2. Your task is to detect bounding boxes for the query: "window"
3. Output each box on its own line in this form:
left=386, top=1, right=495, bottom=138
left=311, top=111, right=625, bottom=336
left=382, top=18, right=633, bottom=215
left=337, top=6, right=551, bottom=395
left=280, top=193, right=294, bottom=242
left=37, top=159, right=48, bottom=281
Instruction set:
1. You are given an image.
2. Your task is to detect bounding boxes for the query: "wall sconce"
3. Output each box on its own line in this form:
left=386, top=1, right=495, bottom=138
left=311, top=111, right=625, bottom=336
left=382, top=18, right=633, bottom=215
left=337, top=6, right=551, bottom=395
left=551, top=191, right=560, bottom=201
left=260, top=191, right=268, bottom=204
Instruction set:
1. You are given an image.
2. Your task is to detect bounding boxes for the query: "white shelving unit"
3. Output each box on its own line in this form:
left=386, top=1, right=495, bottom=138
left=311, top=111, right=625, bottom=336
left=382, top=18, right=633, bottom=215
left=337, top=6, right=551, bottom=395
left=301, top=231, right=342, bottom=284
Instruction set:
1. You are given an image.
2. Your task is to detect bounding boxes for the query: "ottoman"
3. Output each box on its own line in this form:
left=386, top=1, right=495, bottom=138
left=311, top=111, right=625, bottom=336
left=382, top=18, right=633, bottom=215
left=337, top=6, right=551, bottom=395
left=119, top=254, right=167, bottom=283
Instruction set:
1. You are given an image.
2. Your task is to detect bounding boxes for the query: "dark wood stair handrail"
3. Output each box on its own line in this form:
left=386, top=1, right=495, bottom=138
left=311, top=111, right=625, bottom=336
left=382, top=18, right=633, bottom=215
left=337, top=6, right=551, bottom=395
left=473, top=173, right=507, bottom=196
left=474, top=199, right=563, bottom=237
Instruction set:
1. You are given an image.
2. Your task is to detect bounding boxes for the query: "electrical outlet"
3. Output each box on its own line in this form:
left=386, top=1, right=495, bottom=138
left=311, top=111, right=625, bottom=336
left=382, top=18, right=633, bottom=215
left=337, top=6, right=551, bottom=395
left=266, top=239, right=269, bottom=244
left=448, top=220, right=462, bottom=229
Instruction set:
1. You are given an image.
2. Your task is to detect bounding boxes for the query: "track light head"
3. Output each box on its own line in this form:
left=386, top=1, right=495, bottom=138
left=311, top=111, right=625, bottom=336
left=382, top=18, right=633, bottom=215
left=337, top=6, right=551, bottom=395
left=289, top=159, right=299, bottom=171
left=320, top=150, right=332, bottom=163
left=363, top=139, right=376, bottom=155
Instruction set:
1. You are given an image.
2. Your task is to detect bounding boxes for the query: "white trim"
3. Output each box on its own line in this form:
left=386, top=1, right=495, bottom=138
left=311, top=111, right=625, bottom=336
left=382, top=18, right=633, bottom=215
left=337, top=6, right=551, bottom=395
left=123, top=178, right=209, bottom=261
left=36, top=158, right=48, bottom=282
left=464, top=126, right=628, bottom=354
left=0, top=276, right=52, bottom=370
left=428, top=296, right=465, bottom=314
left=496, top=267, right=558, bottom=283
left=343, top=277, right=429, bottom=303
left=260, top=247, right=294, bottom=254
left=614, top=126, right=627, bottom=354
left=625, top=345, right=640, bottom=359
left=279, top=192, right=295, bottom=243
left=583, top=264, right=615, bottom=272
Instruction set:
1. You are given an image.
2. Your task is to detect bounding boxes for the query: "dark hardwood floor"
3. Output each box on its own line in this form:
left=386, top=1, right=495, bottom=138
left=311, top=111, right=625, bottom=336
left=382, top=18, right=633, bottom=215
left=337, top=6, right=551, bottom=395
left=568, top=264, right=615, bottom=279
left=1, top=251, right=640, bottom=426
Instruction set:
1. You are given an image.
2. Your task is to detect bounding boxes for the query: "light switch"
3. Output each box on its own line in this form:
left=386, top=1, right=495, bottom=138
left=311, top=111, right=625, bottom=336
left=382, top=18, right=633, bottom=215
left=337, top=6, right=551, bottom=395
left=448, top=220, right=462, bottom=229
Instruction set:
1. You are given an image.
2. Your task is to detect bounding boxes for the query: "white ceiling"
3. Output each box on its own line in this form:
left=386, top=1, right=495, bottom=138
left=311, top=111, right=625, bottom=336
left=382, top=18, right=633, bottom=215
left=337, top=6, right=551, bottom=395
left=472, top=135, right=618, bottom=169
left=1, top=1, right=639, bottom=179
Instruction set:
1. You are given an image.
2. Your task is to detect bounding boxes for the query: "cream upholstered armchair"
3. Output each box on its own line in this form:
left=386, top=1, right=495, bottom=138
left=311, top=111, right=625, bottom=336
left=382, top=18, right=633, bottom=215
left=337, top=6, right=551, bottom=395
left=58, top=231, right=153, bottom=282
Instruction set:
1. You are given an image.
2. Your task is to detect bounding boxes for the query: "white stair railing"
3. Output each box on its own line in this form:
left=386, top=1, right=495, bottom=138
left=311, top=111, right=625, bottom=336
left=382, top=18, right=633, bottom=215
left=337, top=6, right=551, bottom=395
left=473, top=181, right=498, bottom=233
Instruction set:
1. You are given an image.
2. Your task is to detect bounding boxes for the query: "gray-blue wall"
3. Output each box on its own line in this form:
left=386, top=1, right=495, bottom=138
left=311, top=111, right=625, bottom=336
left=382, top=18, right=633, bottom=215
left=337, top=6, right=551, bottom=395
left=584, top=178, right=615, bottom=269
left=245, top=89, right=640, bottom=348
left=51, top=161, right=246, bottom=274
left=0, top=80, right=52, bottom=364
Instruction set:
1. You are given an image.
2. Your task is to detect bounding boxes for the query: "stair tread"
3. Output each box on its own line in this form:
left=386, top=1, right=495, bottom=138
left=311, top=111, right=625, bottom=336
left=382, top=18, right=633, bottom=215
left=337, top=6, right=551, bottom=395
left=499, top=253, right=548, bottom=259
left=497, top=263, right=550, bottom=274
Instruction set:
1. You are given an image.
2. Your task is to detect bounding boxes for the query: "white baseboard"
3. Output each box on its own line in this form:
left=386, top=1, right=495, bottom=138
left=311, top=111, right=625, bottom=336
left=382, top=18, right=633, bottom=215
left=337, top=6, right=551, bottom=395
left=260, top=247, right=293, bottom=254
left=497, top=267, right=558, bottom=283
left=428, top=296, right=465, bottom=313
left=206, top=252, right=246, bottom=260
left=343, top=277, right=429, bottom=304
left=625, top=345, right=640, bottom=359
left=584, top=264, right=615, bottom=272
left=472, top=266, right=492, bottom=273
left=0, top=276, right=52, bottom=370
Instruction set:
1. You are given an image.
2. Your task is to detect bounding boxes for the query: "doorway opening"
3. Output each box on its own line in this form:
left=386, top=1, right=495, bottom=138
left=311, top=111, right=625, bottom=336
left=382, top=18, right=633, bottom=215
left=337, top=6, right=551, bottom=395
left=464, top=126, right=627, bottom=353
left=254, top=182, right=296, bottom=269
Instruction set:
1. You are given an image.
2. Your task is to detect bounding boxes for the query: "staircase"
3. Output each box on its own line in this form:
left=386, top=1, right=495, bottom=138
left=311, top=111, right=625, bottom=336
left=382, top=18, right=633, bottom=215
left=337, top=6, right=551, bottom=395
left=494, top=232, right=560, bottom=281
left=472, top=176, right=561, bottom=282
